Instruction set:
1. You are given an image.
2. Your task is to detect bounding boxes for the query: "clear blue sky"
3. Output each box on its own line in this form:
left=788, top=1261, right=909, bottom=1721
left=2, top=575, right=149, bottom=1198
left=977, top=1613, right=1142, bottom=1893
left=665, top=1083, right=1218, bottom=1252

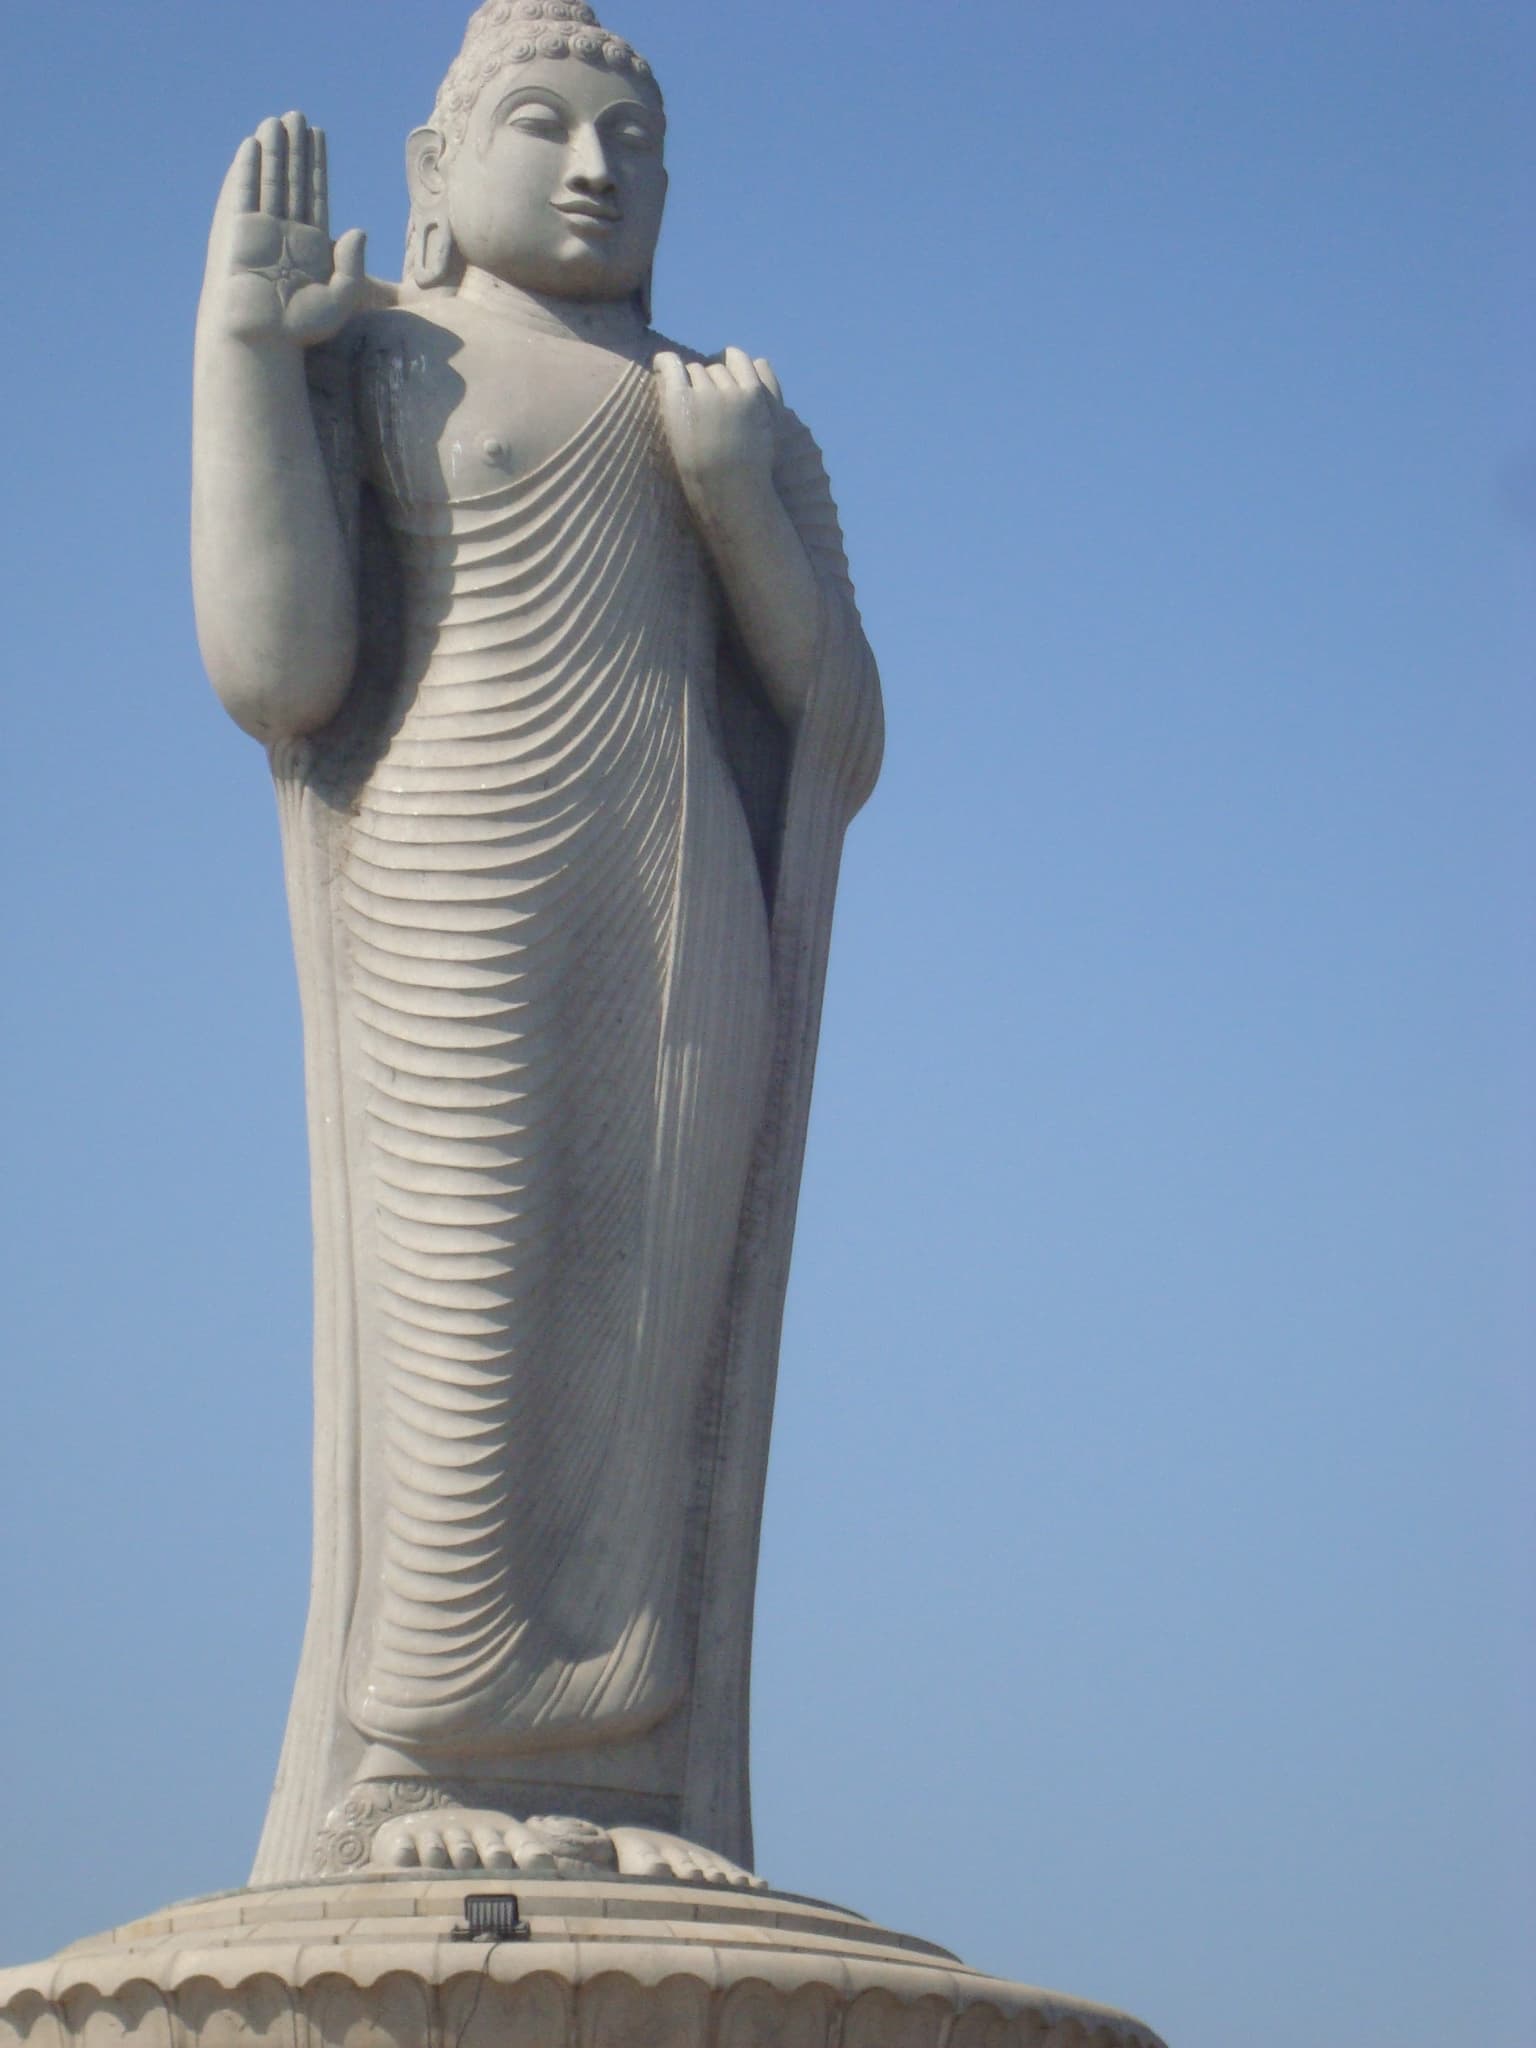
left=1, top=4, right=1531, bottom=2045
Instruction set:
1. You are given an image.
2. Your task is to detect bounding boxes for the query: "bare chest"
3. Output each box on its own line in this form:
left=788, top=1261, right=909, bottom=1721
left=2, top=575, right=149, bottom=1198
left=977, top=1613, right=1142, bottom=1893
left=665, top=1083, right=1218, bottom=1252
left=358, top=319, right=647, bottom=504
left=459, top=350, right=633, bottom=492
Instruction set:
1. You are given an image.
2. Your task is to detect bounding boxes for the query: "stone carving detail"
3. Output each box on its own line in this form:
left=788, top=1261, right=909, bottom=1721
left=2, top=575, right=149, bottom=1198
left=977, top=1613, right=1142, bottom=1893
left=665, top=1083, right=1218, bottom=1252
left=842, top=1990, right=954, bottom=2048
left=950, top=2006, right=1030, bottom=2048
left=192, top=0, right=881, bottom=1889
left=0, top=1876, right=1166, bottom=2048
left=716, top=1982, right=840, bottom=2048
left=579, top=1973, right=714, bottom=2048
left=101, top=6, right=1178, bottom=2044
left=315, top=1783, right=741, bottom=1882
left=435, top=0, right=654, bottom=154
left=0, top=1975, right=1164, bottom=2048
left=313, top=1780, right=459, bottom=1874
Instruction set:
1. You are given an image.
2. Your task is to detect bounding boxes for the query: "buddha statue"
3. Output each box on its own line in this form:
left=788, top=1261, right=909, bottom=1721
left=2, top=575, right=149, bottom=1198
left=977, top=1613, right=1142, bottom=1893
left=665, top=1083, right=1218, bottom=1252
left=192, top=0, right=882, bottom=1889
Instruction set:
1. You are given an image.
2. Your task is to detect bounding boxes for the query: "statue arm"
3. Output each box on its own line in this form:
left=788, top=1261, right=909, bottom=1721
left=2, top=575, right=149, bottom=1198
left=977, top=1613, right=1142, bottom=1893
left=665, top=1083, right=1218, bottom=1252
left=654, top=351, right=882, bottom=787
left=192, top=339, right=359, bottom=741
left=762, top=405, right=884, bottom=814
left=192, top=115, right=367, bottom=743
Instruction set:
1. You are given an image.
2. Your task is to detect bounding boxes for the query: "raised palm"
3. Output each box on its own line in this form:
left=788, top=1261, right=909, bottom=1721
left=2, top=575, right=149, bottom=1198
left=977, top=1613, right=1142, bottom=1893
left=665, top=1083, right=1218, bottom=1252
left=205, top=111, right=366, bottom=348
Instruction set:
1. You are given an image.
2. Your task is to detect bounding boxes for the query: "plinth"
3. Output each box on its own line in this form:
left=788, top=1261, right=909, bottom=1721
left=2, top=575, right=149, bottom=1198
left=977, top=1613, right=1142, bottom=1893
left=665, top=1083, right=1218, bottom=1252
left=0, top=1874, right=1166, bottom=2048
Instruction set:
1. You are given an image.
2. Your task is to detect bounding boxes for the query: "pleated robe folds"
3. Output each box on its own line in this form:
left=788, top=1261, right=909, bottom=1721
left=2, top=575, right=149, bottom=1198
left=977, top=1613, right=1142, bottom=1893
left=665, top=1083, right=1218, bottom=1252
left=254, top=334, right=882, bottom=1883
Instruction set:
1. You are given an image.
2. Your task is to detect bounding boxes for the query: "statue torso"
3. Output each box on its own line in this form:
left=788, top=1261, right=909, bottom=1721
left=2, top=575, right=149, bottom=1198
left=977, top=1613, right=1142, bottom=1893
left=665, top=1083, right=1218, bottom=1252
left=315, top=292, right=775, bottom=1778
left=349, top=297, right=663, bottom=505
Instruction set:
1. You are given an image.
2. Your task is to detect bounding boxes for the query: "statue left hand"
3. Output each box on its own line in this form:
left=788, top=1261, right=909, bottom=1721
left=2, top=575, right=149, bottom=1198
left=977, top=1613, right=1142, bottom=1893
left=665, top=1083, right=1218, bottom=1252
left=655, top=348, right=782, bottom=520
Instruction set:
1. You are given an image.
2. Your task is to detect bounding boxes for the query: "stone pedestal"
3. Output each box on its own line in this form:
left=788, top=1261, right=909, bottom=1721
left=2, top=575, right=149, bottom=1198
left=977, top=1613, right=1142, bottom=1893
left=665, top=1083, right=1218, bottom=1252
left=0, top=1875, right=1166, bottom=2048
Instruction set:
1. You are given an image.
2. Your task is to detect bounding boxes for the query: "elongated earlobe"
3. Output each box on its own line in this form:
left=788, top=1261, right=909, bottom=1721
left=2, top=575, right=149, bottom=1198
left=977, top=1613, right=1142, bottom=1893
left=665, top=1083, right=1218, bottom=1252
left=407, top=213, right=456, bottom=289
left=405, top=126, right=457, bottom=290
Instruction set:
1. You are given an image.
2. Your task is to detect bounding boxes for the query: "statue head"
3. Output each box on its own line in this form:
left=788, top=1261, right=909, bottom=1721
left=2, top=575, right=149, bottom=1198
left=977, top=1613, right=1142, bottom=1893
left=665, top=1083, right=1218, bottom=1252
left=406, top=0, right=666, bottom=314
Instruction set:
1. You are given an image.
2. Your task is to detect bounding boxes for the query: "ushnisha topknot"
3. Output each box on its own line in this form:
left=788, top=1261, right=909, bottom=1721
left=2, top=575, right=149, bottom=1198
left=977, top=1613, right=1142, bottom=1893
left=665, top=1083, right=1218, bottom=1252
left=432, top=0, right=658, bottom=152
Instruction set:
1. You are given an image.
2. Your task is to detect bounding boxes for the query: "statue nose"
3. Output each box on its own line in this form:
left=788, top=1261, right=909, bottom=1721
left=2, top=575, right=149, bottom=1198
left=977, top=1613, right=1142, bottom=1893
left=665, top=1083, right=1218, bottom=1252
left=567, top=131, right=617, bottom=194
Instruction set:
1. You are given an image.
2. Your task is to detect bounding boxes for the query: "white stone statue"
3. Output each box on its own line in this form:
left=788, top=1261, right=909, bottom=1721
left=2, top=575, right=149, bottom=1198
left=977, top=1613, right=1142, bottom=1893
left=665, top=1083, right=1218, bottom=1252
left=192, top=0, right=882, bottom=1890
left=3, top=19, right=1169, bottom=2038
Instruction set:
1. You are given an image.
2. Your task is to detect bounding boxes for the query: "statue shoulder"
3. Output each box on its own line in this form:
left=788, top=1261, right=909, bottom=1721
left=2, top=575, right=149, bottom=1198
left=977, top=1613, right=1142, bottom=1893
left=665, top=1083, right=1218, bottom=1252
left=343, top=302, right=462, bottom=373
left=311, top=304, right=465, bottom=497
left=299, top=306, right=439, bottom=409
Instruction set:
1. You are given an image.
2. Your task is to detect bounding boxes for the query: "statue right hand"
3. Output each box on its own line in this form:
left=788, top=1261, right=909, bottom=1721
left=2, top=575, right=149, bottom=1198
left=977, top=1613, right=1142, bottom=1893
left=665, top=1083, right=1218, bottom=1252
left=202, top=112, right=366, bottom=349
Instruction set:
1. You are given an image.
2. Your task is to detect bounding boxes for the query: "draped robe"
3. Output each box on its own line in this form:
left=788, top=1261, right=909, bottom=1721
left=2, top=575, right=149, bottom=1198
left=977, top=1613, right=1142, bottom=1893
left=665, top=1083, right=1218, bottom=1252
left=252, top=318, right=882, bottom=1883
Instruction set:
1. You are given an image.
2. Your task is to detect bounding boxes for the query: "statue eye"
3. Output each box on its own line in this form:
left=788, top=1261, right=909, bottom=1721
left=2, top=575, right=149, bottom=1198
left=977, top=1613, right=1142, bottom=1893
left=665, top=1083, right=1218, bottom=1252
left=608, top=118, right=659, bottom=152
left=506, top=103, right=566, bottom=139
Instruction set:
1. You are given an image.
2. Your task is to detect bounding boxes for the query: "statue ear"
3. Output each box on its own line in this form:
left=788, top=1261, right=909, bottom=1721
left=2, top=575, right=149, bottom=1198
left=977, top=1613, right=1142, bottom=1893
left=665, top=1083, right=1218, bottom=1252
left=405, top=126, right=457, bottom=289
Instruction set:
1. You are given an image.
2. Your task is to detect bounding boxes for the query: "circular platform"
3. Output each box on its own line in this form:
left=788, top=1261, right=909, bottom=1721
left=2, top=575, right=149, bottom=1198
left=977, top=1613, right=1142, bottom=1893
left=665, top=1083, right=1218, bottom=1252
left=0, top=1873, right=1166, bottom=2048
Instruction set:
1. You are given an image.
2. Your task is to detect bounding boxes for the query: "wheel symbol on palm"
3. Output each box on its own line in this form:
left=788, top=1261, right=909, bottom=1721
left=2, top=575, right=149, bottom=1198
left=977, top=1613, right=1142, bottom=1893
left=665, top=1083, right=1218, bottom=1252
left=203, top=110, right=367, bottom=348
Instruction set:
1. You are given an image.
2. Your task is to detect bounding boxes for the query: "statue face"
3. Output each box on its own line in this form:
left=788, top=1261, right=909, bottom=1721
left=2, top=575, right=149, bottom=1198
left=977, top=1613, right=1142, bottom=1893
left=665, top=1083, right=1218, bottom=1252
left=443, top=57, right=667, bottom=301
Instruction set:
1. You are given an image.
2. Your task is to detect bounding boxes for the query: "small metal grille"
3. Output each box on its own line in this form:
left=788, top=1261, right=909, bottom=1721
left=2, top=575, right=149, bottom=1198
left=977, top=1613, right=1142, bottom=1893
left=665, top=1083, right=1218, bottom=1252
left=456, top=1894, right=529, bottom=1942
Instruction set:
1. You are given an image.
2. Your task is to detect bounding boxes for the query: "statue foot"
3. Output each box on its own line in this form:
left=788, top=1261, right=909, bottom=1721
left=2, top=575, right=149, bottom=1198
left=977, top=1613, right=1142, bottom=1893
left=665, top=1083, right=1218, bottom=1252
left=608, top=1826, right=765, bottom=1889
left=369, top=1808, right=764, bottom=1888
left=373, top=1808, right=617, bottom=1876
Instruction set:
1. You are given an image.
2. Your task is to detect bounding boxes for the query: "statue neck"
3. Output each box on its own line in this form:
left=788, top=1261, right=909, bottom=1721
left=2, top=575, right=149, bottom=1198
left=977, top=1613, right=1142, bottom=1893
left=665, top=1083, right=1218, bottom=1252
left=456, top=268, right=650, bottom=350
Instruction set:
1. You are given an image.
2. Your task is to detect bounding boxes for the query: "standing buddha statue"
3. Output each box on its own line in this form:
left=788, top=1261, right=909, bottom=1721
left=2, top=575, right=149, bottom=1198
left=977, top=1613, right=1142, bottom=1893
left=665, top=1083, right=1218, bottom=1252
left=192, top=0, right=882, bottom=1888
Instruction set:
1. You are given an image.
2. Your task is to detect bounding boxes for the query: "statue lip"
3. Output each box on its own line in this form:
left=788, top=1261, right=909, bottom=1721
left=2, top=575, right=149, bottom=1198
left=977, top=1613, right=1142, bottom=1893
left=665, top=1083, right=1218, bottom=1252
left=554, top=200, right=622, bottom=227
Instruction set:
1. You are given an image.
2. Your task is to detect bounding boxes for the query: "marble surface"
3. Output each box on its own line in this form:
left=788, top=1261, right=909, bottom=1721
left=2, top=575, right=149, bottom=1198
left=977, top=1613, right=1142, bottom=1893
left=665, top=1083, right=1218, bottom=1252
left=191, top=0, right=881, bottom=1886
left=0, top=1876, right=1167, bottom=2048
left=7, top=7, right=1175, bottom=2046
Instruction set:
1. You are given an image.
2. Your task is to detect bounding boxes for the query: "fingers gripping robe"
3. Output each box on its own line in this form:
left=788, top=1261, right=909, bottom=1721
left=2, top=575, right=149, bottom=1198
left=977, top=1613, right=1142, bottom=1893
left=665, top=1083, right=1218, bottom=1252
left=720, top=345, right=781, bottom=402
left=653, top=343, right=834, bottom=720
left=204, top=110, right=366, bottom=348
left=654, top=345, right=783, bottom=502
